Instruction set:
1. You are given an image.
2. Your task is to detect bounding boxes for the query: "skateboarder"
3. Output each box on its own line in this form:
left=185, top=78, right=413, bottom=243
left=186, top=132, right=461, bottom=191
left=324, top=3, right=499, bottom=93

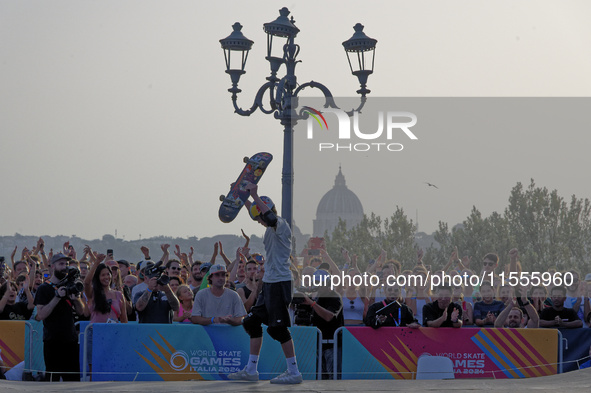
left=228, top=182, right=302, bottom=384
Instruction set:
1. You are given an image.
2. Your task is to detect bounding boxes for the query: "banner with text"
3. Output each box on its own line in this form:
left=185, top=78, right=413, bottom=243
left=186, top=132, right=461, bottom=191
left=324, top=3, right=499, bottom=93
left=90, top=324, right=318, bottom=381
left=340, top=327, right=558, bottom=379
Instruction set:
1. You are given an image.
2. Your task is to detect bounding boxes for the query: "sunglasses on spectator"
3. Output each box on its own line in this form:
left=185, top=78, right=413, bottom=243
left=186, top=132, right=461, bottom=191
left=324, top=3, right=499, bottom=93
left=170, top=267, right=181, bottom=271
left=212, top=272, right=226, bottom=277
left=483, top=262, right=495, bottom=266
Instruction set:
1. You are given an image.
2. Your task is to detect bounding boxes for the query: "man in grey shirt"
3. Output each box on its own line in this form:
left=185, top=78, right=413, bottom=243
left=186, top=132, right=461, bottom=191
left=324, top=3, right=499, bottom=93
left=191, top=264, right=246, bottom=325
left=228, top=183, right=303, bottom=384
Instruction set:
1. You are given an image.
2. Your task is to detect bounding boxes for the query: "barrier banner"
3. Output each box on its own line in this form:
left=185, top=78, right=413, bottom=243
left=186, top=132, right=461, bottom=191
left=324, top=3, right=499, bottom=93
left=90, top=324, right=318, bottom=381
left=340, top=327, right=558, bottom=379
left=559, top=328, right=591, bottom=372
left=0, top=321, right=25, bottom=369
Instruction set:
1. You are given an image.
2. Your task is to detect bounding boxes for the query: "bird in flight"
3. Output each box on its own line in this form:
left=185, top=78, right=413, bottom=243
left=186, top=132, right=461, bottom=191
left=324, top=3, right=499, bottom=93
left=425, top=182, right=439, bottom=189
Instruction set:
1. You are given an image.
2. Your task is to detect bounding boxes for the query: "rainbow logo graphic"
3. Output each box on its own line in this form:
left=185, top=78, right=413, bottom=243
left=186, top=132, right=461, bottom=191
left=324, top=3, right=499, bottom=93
left=302, top=106, right=328, bottom=130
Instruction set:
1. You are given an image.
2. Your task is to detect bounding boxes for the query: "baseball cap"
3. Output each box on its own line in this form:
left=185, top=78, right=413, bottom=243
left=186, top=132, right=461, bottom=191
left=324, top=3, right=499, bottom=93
left=584, top=273, right=591, bottom=282
left=209, top=264, right=226, bottom=274
left=317, top=262, right=330, bottom=271
left=137, top=260, right=151, bottom=271
left=105, top=260, right=119, bottom=270
left=200, top=263, right=212, bottom=273
left=50, top=253, right=72, bottom=264
left=117, top=259, right=130, bottom=267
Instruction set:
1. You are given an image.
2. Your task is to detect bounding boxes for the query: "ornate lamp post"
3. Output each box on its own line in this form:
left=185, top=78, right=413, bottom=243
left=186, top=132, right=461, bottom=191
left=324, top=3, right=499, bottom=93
left=220, top=7, right=377, bottom=228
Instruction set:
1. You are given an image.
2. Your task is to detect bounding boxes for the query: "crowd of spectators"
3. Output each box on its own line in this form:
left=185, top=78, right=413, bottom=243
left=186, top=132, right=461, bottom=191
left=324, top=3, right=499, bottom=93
left=1, top=236, right=590, bottom=380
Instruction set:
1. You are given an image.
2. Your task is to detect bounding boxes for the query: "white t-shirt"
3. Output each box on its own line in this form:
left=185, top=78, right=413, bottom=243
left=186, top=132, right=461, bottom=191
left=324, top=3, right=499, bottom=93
left=192, top=288, right=246, bottom=320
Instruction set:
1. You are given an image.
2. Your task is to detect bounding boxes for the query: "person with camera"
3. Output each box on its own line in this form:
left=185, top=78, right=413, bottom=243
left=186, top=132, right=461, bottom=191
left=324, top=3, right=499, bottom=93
left=297, top=268, right=344, bottom=379
left=34, top=253, right=86, bottom=381
left=134, top=261, right=179, bottom=324
left=365, top=284, right=420, bottom=329
left=132, top=244, right=170, bottom=303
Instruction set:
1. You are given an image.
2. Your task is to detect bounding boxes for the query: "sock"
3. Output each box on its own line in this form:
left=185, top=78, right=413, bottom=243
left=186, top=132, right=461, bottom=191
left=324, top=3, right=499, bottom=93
left=245, top=354, right=259, bottom=374
left=286, top=356, right=300, bottom=375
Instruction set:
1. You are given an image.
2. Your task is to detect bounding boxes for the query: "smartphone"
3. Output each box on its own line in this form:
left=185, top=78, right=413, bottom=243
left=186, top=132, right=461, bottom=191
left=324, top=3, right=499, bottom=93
left=308, top=249, right=320, bottom=256
left=107, top=249, right=114, bottom=257
left=309, top=237, right=325, bottom=250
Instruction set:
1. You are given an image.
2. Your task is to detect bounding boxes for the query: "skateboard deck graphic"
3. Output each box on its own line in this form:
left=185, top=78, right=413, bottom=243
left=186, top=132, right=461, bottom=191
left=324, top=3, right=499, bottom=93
left=218, top=152, right=273, bottom=223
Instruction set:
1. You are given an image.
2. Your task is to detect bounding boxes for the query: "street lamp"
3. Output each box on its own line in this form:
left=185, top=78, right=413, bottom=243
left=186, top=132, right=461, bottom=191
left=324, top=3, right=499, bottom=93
left=220, top=7, right=377, bottom=229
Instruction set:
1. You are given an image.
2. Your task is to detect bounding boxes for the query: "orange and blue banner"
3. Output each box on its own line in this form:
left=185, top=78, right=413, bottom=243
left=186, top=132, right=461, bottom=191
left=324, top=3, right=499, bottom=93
left=340, top=327, right=558, bottom=379
left=89, top=324, right=319, bottom=381
left=0, top=321, right=26, bottom=371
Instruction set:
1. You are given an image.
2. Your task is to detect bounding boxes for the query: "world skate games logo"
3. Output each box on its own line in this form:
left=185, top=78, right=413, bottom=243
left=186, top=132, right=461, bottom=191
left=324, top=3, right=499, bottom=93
left=303, top=105, right=418, bottom=153
left=169, top=350, right=190, bottom=371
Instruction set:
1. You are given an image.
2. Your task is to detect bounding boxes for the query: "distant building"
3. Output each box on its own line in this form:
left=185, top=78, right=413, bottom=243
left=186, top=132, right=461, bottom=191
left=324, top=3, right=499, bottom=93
left=313, top=167, right=364, bottom=237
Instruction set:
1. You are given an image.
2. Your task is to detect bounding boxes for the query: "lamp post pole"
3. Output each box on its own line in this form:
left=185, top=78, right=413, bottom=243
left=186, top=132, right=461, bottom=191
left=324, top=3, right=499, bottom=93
left=220, top=7, right=377, bottom=229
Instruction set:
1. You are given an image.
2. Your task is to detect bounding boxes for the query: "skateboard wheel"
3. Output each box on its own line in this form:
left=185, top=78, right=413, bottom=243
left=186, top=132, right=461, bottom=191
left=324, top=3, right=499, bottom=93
left=243, top=157, right=249, bottom=163
left=219, top=195, right=225, bottom=202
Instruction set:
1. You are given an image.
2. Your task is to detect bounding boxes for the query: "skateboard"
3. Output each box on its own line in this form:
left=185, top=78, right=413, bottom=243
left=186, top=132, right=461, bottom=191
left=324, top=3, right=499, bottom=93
left=218, top=152, right=273, bottom=223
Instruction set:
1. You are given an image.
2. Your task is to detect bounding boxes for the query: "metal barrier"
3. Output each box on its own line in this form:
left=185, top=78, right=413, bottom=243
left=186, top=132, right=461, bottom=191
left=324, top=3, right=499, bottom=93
left=79, top=323, right=322, bottom=381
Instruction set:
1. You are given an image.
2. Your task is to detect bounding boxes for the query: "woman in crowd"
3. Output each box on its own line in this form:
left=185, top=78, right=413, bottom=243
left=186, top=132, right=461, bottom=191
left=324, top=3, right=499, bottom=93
left=83, top=248, right=127, bottom=323
left=173, top=284, right=193, bottom=323
left=342, top=268, right=369, bottom=325
left=169, top=276, right=182, bottom=294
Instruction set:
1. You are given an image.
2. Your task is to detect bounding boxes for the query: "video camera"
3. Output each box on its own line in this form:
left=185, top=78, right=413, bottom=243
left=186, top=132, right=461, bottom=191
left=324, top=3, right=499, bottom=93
left=144, top=261, right=170, bottom=286
left=56, top=266, right=84, bottom=297
left=291, top=287, right=315, bottom=326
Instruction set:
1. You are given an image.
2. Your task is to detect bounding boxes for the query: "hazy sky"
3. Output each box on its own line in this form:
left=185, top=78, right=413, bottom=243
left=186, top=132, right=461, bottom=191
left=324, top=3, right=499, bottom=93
left=1, top=1, right=591, bottom=241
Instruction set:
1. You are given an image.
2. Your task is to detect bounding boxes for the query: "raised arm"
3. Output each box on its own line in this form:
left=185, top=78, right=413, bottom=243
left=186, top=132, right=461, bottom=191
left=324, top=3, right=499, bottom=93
left=494, top=299, right=514, bottom=328
left=209, top=242, right=219, bottom=265
left=162, top=283, right=180, bottom=312
left=508, top=248, right=519, bottom=273
left=218, top=242, right=232, bottom=267
left=442, top=247, right=458, bottom=273
left=160, top=244, right=170, bottom=265
left=319, top=249, right=341, bottom=276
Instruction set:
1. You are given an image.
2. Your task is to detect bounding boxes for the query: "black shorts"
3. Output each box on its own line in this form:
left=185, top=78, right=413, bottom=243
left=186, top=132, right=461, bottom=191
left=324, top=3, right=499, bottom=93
left=250, top=281, right=292, bottom=327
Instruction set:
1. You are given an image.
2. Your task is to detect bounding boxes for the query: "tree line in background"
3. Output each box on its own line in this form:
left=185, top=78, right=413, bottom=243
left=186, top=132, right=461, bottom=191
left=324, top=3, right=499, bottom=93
left=325, top=179, right=591, bottom=274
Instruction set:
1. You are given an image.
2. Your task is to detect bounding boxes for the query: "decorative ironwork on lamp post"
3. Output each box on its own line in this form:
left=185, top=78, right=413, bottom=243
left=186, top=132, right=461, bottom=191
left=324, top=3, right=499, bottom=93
left=220, top=7, right=377, bottom=229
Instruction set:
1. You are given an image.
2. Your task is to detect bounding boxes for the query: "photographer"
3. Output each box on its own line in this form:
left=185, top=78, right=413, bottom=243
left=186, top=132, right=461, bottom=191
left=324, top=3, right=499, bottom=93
left=296, top=269, right=344, bottom=379
left=34, top=253, right=86, bottom=381
left=134, top=261, right=179, bottom=324
left=365, top=284, right=420, bottom=329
